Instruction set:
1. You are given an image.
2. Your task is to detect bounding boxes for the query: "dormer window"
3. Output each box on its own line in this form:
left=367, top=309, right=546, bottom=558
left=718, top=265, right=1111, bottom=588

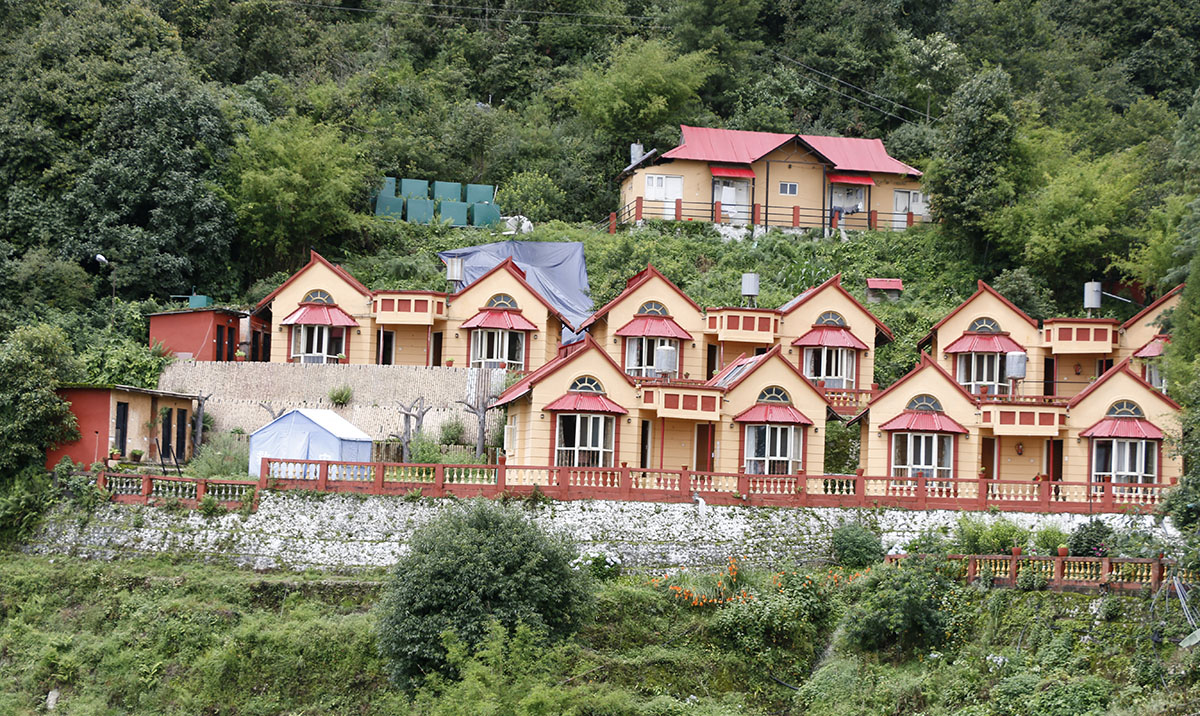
left=957, top=352, right=1009, bottom=395
left=637, top=301, right=669, bottom=316
left=486, top=294, right=518, bottom=309
left=302, top=289, right=334, bottom=304
left=968, top=317, right=1000, bottom=333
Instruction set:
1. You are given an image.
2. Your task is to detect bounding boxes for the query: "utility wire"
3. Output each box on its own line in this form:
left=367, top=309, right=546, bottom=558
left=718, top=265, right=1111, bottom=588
left=279, top=1, right=662, bottom=30
left=772, top=50, right=936, bottom=124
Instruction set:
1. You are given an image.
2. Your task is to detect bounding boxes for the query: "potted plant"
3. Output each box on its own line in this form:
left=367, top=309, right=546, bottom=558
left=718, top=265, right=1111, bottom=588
left=445, top=359, right=455, bottom=367
left=978, top=466, right=988, bottom=479
left=234, top=349, right=246, bottom=362
left=110, top=449, right=123, bottom=461
left=1012, top=545, right=1022, bottom=556
left=1057, top=543, right=1069, bottom=557
left=129, top=449, right=144, bottom=464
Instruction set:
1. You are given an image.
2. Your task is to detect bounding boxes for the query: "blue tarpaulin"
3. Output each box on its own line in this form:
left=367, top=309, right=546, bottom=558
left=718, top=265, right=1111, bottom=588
left=248, top=409, right=373, bottom=477
left=439, top=241, right=592, bottom=340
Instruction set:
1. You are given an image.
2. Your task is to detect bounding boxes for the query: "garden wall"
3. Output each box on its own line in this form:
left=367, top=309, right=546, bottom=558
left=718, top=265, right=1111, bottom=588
left=25, top=492, right=1176, bottom=572
left=157, top=362, right=507, bottom=443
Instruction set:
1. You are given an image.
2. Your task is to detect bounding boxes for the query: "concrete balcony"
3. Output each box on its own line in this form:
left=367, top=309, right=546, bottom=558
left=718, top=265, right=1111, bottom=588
left=979, top=399, right=1066, bottom=436
left=373, top=292, right=446, bottom=325
left=704, top=308, right=779, bottom=343
left=1043, top=319, right=1118, bottom=354
left=638, top=382, right=723, bottom=421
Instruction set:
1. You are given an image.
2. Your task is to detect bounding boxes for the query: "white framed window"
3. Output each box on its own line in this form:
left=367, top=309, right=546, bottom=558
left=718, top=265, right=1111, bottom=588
left=1092, top=439, right=1157, bottom=486
left=779, top=182, right=798, bottom=196
left=803, top=347, right=856, bottom=389
left=302, top=289, right=334, bottom=304
left=291, top=325, right=343, bottom=364
left=1146, top=363, right=1166, bottom=391
left=957, top=353, right=1008, bottom=394
left=625, top=337, right=678, bottom=377
left=486, top=294, right=518, bottom=309
left=892, top=432, right=953, bottom=480
left=555, top=414, right=615, bottom=467
left=470, top=328, right=524, bottom=370
left=744, top=424, right=802, bottom=475
left=503, top=415, right=517, bottom=456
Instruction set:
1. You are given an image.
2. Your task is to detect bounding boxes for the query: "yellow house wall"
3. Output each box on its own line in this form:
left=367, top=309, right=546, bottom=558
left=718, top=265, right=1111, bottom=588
left=386, top=325, right=429, bottom=366
left=592, top=278, right=707, bottom=379
left=931, top=291, right=1046, bottom=394
left=442, top=270, right=559, bottom=370
left=1119, top=293, right=1179, bottom=360
left=1064, top=372, right=1182, bottom=484
left=268, top=262, right=375, bottom=364
left=718, top=340, right=770, bottom=369
left=113, top=391, right=194, bottom=460
left=991, top=434, right=1048, bottom=482
left=778, top=285, right=880, bottom=389
left=863, top=367, right=979, bottom=478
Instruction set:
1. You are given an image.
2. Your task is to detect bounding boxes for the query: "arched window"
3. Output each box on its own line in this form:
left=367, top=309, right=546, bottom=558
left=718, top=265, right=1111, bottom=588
left=816, top=311, right=846, bottom=326
left=906, top=394, right=944, bottom=412
left=569, top=376, right=604, bottom=393
left=302, top=289, right=333, bottom=304
left=1107, top=400, right=1144, bottom=418
left=968, top=317, right=1000, bottom=333
left=757, top=386, right=790, bottom=403
left=637, top=301, right=669, bottom=316
left=486, top=294, right=518, bottom=309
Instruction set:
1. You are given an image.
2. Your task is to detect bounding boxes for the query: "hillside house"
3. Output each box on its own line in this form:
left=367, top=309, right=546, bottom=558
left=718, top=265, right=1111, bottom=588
left=46, top=385, right=198, bottom=468
left=617, top=126, right=926, bottom=231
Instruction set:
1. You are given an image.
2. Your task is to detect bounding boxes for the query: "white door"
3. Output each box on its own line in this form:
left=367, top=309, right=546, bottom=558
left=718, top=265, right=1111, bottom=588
left=645, top=174, right=683, bottom=218
left=714, top=179, right=751, bottom=224
left=893, top=190, right=925, bottom=229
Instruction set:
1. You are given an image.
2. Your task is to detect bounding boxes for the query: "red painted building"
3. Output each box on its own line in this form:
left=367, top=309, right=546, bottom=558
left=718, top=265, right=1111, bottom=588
left=149, top=308, right=247, bottom=361
left=47, top=385, right=199, bottom=469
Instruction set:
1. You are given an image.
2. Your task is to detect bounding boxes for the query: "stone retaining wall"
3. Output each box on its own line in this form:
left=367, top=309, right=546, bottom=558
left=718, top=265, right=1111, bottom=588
left=25, top=491, right=1177, bottom=572
left=158, top=362, right=507, bottom=442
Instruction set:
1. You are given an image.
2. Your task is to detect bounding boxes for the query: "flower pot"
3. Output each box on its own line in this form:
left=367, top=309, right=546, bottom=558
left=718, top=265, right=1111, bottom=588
left=1012, top=547, right=1022, bottom=556
left=1057, top=547, right=1068, bottom=557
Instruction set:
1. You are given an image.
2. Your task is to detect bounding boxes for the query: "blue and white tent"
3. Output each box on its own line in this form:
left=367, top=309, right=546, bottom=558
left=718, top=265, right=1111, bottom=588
left=248, top=409, right=373, bottom=477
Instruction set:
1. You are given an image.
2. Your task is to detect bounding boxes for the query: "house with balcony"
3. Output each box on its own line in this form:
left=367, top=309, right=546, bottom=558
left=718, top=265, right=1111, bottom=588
left=616, top=125, right=926, bottom=231
left=492, top=336, right=833, bottom=477
left=255, top=251, right=572, bottom=370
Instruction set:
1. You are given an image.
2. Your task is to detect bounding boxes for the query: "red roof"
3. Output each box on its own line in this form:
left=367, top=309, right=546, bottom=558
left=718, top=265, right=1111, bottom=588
left=662, top=126, right=794, bottom=163
left=581, top=264, right=702, bottom=330
left=919, top=280, right=1038, bottom=349
left=1133, top=336, right=1168, bottom=358
left=543, top=392, right=628, bottom=414
left=869, top=352, right=979, bottom=409
left=461, top=309, right=537, bottom=331
left=791, top=326, right=869, bottom=350
left=613, top=316, right=693, bottom=340
left=1066, top=356, right=1181, bottom=411
left=777, top=273, right=894, bottom=342
left=710, top=165, right=756, bottom=179
left=734, top=403, right=813, bottom=425
left=491, top=335, right=636, bottom=409
left=256, top=250, right=372, bottom=310
left=279, top=303, right=359, bottom=327
left=798, top=135, right=922, bottom=176
left=1080, top=417, right=1164, bottom=440
left=827, top=173, right=875, bottom=186
left=866, top=278, right=903, bottom=291
left=879, top=410, right=967, bottom=434
left=942, top=332, right=1024, bottom=354
left=1122, top=283, right=1185, bottom=329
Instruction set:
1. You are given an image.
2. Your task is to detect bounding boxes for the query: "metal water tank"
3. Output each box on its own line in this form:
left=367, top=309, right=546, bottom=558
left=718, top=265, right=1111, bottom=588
left=445, top=257, right=464, bottom=283
left=654, top=344, right=678, bottom=376
left=1084, top=281, right=1102, bottom=310
left=741, top=273, right=760, bottom=298
left=1006, top=351, right=1027, bottom=379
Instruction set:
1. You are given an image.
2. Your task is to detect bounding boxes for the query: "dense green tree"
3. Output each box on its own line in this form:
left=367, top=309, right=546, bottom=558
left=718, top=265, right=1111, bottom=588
left=0, top=325, right=79, bottom=481
left=989, top=267, right=1058, bottom=319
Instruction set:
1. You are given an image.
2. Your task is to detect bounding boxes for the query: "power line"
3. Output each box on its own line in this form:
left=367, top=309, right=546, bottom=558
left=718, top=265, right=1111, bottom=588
left=772, top=50, right=935, bottom=124
left=278, top=1, right=663, bottom=30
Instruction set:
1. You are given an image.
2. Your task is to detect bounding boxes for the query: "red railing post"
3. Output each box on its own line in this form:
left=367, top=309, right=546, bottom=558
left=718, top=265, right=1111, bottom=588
left=608, top=212, right=616, bottom=234
left=916, top=474, right=927, bottom=509
left=96, top=473, right=108, bottom=492
left=967, top=556, right=978, bottom=582
left=1039, top=479, right=1051, bottom=510
left=195, top=479, right=207, bottom=503
left=141, top=475, right=152, bottom=501
left=906, top=211, right=914, bottom=227
left=792, top=205, right=800, bottom=227
left=855, top=469, right=866, bottom=507
left=977, top=474, right=988, bottom=510
left=1053, top=554, right=1065, bottom=590
left=1151, top=557, right=1163, bottom=591
left=259, top=458, right=270, bottom=490
left=634, top=196, right=643, bottom=222
left=1101, top=482, right=1114, bottom=511
left=620, top=462, right=632, bottom=500
left=434, top=464, right=445, bottom=497
left=1100, top=556, right=1112, bottom=585
left=674, top=198, right=682, bottom=221
left=1009, top=551, right=1020, bottom=586
left=713, top=201, right=722, bottom=223
left=680, top=466, right=690, bottom=500
left=869, top=209, right=877, bottom=230
left=796, top=474, right=807, bottom=506
left=374, top=462, right=384, bottom=494
left=317, top=461, right=328, bottom=492
left=737, top=471, right=749, bottom=499
left=496, top=455, right=507, bottom=492
left=830, top=211, right=839, bottom=229
left=752, top=203, right=761, bottom=225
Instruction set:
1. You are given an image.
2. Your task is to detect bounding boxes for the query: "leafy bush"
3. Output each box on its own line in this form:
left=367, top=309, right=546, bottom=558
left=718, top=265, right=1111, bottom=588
left=1068, top=519, right=1113, bottom=557
left=1027, top=676, right=1111, bottom=716
left=831, top=523, right=884, bottom=568
left=954, top=515, right=1030, bottom=554
left=188, top=433, right=250, bottom=479
left=0, top=467, right=56, bottom=545
left=438, top=418, right=466, bottom=446
left=198, top=494, right=225, bottom=518
left=843, top=558, right=965, bottom=654
left=1033, top=524, right=1070, bottom=554
left=905, top=528, right=952, bottom=555
left=571, top=550, right=622, bottom=580
left=328, top=385, right=353, bottom=407
left=376, top=499, right=593, bottom=687
left=1016, top=565, right=1047, bottom=591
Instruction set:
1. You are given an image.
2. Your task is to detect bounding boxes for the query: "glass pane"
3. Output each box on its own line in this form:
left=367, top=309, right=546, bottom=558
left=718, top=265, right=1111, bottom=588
left=894, top=434, right=908, bottom=468
left=751, top=426, right=766, bottom=459
left=938, top=435, right=952, bottom=468
left=1094, top=440, right=1112, bottom=474
left=1145, top=441, right=1156, bottom=477
left=507, top=332, right=524, bottom=364
left=603, top=417, right=614, bottom=451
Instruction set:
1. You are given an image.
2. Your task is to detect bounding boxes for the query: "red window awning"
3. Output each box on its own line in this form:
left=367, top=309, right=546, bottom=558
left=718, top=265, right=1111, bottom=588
left=733, top=403, right=813, bottom=424
left=791, top=325, right=868, bottom=350
left=709, top=164, right=756, bottom=179
left=614, top=316, right=693, bottom=340
left=1133, top=337, right=1167, bottom=358
left=942, top=332, right=1024, bottom=354
left=543, top=392, right=628, bottom=414
left=461, top=309, right=537, bottom=331
left=279, top=303, right=359, bottom=327
left=1080, top=417, right=1163, bottom=440
left=879, top=410, right=967, bottom=434
left=827, top=173, right=875, bottom=186
left=866, top=278, right=903, bottom=290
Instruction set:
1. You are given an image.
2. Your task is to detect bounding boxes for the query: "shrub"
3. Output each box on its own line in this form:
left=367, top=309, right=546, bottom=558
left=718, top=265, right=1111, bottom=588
left=843, top=558, right=965, bottom=654
left=439, top=418, right=466, bottom=446
left=328, top=385, right=353, bottom=407
left=376, top=499, right=592, bottom=687
left=571, top=550, right=622, bottom=580
left=1027, top=676, right=1111, bottom=716
left=954, top=515, right=1030, bottom=554
left=1033, top=524, right=1070, bottom=554
left=1016, top=565, right=1047, bottom=591
left=1068, top=519, right=1113, bottom=557
left=905, top=528, right=952, bottom=555
left=831, top=523, right=884, bottom=568
left=188, top=433, right=250, bottom=479
left=198, top=494, right=225, bottom=518
left=0, top=466, right=56, bottom=545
